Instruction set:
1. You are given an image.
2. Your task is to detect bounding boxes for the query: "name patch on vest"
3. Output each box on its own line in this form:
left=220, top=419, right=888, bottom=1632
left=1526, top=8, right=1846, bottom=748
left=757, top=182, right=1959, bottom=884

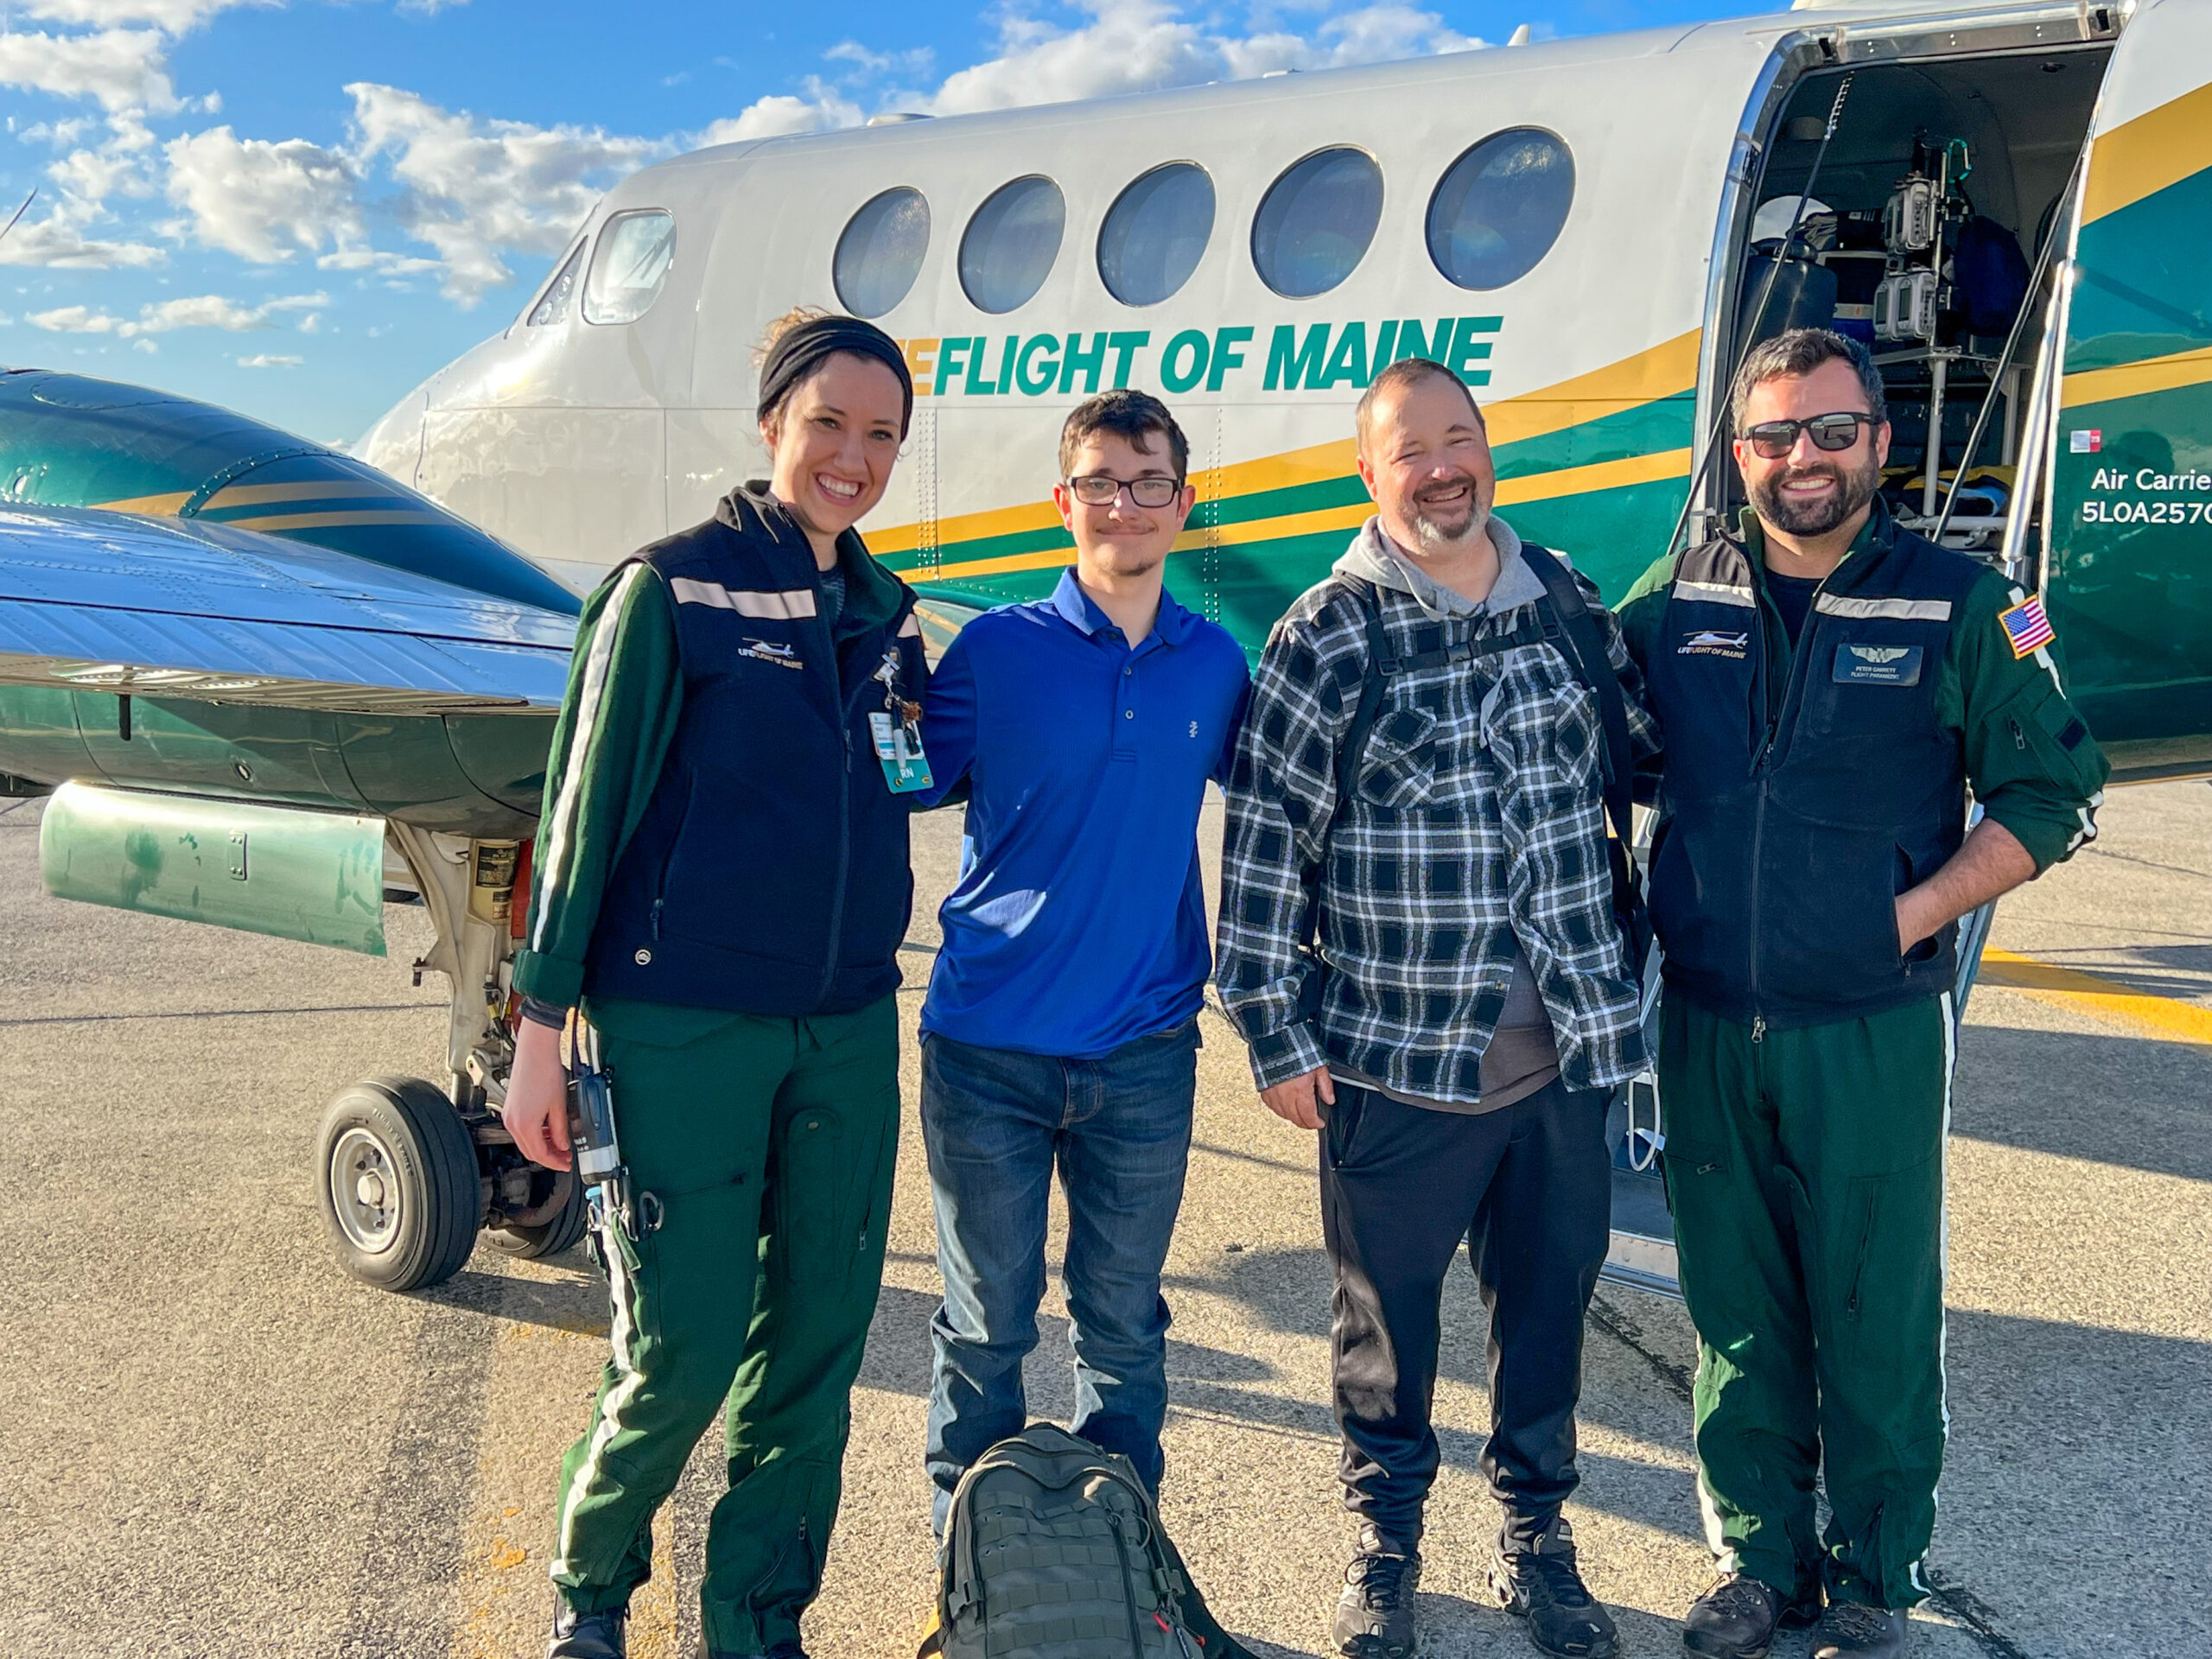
left=1833, top=643, right=1923, bottom=685
left=1679, top=629, right=1750, bottom=658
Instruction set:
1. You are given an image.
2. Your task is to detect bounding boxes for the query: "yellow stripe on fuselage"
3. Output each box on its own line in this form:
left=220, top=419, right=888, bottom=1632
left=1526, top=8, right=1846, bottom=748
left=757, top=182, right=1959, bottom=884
left=201, top=480, right=409, bottom=511
left=90, top=491, right=193, bottom=516
left=870, top=328, right=1704, bottom=561
left=2060, top=343, right=2212, bottom=409
left=2082, top=79, right=2212, bottom=226
left=221, top=510, right=446, bottom=532
left=902, top=446, right=1697, bottom=588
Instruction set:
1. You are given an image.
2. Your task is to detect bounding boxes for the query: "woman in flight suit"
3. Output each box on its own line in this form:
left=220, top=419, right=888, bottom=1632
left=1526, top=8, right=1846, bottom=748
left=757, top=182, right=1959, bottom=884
left=501, top=312, right=928, bottom=1659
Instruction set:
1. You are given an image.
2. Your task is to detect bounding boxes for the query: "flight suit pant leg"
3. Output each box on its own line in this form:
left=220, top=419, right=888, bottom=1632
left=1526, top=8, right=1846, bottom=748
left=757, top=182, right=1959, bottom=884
left=1660, top=994, right=1953, bottom=1611
left=548, top=1001, right=794, bottom=1618
left=546, top=995, right=900, bottom=1654
left=703, top=995, right=901, bottom=1655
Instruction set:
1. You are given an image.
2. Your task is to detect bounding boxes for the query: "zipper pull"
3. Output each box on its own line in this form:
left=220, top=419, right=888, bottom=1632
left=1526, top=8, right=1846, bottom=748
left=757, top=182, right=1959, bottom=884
left=1751, top=1014, right=1766, bottom=1043
left=2011, top=718, right=2028, bottom=751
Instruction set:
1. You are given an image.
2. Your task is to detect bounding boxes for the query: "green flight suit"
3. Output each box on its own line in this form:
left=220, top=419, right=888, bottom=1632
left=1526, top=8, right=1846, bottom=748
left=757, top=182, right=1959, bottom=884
left=512, top=550, right=912, bottom=1653
left=1619, top=507, right=2109, bottom=1609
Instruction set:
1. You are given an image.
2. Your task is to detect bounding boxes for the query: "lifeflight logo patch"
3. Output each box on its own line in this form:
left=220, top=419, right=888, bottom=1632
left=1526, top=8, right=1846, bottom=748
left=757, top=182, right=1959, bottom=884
left=1679, top=629, right=1750, bottom=658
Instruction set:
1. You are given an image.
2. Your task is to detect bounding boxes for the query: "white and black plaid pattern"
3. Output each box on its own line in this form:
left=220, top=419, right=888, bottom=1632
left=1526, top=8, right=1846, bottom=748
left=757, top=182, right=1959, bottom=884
left=1217, top=571, right=1661, bottom=1103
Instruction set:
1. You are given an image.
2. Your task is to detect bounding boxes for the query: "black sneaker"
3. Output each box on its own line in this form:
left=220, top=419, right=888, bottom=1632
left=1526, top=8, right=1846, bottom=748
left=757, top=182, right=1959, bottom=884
left=546, top=1602, right=626, bottom=1659
left=1332, top=1523, right=1421, bottom=1659
left=1811, top=1602, right=1908, bottom=1658
left=1682, top=1574, right=1822, bottom=1659
left=1490, top=1517, right=1618, bottom=1659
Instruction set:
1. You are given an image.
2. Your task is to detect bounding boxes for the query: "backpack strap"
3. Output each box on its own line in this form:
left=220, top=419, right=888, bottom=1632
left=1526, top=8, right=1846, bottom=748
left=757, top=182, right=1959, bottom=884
left=1518, top=543, right=1652, bottom=966
left=1297, top=579, right=1548, bottom=978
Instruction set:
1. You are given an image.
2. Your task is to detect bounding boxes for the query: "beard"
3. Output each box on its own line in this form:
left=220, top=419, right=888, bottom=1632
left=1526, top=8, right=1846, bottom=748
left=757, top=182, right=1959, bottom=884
left=1750, top=445, right=1881, bottom=537
left=1404, top=474, right=1491, bottom=552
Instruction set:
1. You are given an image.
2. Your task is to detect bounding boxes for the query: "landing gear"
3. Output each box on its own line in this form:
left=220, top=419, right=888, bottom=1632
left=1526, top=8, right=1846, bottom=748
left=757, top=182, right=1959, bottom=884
left=485, top=1160, right=589, bottom=1259
left=311, top=825, right=590, bottom=1293
left=315, top=1076, right=480, bottom=1292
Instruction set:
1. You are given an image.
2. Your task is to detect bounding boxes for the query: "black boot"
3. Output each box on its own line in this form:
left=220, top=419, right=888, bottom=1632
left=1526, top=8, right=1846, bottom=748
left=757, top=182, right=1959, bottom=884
left=1682, top=1573, right=1822, bottom=1659
left=1490, top=1517, right=1618, bottom=1659
left=1332, top=1523, right=1421, bottom=1659
left=546, top=1602, right=627, bottom=1659
left=1810, top=1602, right=1908, bottom=1658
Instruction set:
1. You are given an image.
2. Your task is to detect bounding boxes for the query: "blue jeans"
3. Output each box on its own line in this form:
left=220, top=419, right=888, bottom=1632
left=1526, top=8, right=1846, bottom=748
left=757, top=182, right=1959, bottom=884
left=920, top=1017, right=1201, bottom=1530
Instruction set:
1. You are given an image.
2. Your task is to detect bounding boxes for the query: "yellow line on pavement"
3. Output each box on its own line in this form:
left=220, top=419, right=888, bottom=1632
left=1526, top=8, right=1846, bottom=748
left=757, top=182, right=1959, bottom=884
left=1977, top=947, right=2212, bottom=1046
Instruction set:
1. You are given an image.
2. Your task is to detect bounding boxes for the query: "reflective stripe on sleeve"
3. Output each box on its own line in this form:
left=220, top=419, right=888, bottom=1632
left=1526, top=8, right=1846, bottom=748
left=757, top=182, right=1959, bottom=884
left=668, top=578, right=818, bottom=619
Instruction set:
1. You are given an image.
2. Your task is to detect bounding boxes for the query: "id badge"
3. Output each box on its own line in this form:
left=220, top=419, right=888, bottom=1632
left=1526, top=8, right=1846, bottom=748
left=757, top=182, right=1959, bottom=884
left=868, top=710, right=933, bottom=793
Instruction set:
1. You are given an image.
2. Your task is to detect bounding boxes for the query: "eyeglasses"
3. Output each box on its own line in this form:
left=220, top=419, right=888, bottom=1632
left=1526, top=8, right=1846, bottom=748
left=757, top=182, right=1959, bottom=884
left=1066, top=474, right=1184, bottom=508
left=1739, top=412, right=1874, bottom=460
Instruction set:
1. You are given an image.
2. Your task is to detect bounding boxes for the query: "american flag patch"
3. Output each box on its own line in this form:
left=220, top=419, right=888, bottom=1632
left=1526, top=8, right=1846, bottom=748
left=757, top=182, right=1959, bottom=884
left=1999, top=594, right=2056, bottom=658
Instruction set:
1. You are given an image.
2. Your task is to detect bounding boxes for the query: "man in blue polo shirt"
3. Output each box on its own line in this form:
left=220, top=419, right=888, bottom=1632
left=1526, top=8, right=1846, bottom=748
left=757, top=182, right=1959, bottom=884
left=914, top=390, right=1249, bottom=1536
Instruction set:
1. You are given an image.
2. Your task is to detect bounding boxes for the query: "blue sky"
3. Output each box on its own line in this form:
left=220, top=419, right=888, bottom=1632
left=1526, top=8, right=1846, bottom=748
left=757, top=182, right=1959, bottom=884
left=1, top=0, right=1749, bottom=447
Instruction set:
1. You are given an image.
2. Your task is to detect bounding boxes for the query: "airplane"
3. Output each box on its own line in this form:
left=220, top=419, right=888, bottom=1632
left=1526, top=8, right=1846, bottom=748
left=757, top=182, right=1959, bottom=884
left=3, top=0, right=2207, bottom=1298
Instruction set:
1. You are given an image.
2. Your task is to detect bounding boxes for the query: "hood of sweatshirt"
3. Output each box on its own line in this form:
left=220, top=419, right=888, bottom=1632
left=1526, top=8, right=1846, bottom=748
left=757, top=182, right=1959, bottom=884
left=1332, top=512, right=1567, bottom=620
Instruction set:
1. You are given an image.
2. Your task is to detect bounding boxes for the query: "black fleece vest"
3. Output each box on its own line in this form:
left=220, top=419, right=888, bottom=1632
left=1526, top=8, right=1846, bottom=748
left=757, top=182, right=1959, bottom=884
left=1643, top=518, right=1983, bottom=1027
left=583, top=491, right=924, bottom=1017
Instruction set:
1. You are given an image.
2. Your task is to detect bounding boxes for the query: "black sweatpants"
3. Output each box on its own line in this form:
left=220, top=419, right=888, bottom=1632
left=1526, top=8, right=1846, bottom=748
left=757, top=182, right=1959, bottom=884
left=1319, top=1077, right=1612, bottom=1550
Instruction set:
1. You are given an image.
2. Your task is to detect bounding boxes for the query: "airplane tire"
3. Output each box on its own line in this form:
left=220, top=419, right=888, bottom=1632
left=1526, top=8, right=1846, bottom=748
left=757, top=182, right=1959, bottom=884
left=486, top=1171, right=589, bottom=1260
left=315, top=1076, right=482, bottom=1293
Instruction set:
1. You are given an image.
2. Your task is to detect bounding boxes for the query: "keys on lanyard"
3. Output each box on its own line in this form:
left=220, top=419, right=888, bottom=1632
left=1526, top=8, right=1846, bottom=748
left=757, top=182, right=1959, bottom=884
left=868, top=648, right=933, bottom=793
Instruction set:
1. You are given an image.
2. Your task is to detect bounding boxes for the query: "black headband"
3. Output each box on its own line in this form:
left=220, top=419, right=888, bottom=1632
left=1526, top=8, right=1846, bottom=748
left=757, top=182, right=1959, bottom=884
left=758, top=315, right=913, bottom=437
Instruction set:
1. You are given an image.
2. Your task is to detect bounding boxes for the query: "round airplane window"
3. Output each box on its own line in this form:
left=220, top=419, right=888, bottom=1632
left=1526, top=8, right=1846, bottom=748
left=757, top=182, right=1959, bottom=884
left=834, top=187, right=931, bottom=319
left=582, top=210, right=677, bottom=326
left=1097, top=162, right=1216, bottom=308
left=1427, top=129, right=1574, bottom=291
left=961, top=176, right=1066, bottom=315
left=1252, top=148, right=1383, bottom=300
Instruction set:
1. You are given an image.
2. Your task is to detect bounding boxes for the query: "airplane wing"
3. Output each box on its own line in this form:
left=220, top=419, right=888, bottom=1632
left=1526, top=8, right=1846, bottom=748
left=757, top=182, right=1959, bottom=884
left=0, top=505, right=574, bottom=715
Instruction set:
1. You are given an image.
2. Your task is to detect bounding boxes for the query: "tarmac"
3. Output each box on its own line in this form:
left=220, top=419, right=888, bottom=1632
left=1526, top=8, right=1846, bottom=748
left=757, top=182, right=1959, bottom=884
left=2, top=779, right=2207, bottom=1659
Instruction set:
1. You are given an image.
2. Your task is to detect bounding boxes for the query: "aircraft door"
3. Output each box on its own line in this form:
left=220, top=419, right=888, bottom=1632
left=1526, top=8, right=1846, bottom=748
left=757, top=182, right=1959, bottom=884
left=2045, top=0, right=2212, bottom=778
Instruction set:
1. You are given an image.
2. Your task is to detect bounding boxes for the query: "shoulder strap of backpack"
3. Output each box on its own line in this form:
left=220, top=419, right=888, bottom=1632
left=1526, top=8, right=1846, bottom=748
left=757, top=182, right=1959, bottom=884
left=1518, top=543, right=1636, bottom=852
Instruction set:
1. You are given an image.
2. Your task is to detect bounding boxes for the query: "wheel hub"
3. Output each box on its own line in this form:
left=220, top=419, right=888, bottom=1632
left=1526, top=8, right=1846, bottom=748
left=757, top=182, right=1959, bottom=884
left=330, top=1127, right=403, bottom=1255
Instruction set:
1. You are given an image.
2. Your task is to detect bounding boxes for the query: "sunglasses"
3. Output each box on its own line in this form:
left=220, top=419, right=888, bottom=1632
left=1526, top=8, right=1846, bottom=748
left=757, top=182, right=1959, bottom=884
left=1739, top=412, right=1874, bottom=460
left=1066, top=474, right=1184, bottom=508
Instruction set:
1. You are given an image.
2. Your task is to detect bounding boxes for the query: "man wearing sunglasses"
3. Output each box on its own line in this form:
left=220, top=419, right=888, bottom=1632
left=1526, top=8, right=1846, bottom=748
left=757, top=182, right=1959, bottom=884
left=911, top=391, right=1250, bottom=1632
left=1617, top=329, right=2108, bottom=1659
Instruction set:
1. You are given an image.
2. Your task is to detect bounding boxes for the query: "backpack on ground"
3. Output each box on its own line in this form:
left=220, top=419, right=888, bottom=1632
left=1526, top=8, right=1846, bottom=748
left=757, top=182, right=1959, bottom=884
left=924, top=1424, right=1211, bottom=1657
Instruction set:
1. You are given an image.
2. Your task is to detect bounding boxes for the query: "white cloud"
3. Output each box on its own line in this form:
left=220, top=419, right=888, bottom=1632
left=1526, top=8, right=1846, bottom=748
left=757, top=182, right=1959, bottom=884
left=1, top=110, right=164, bottom=267
left=162, top=125, right=365, bottom=262
left=0, top=309, right=14, bottom=324
left=130, top=334, right=155, bottom=350
left=0, top=26, right=177, bottom=112
left=692, top=84, right=865, bottom=149
left=27, top=288, right=324, bottom=334
left=690, top=3, right=1485, bottom=148
left=343, top=81, right=666, bottom=301
left=928, top=1, right=1484, bottom=113
left=237, top=351, right=301, bottom=365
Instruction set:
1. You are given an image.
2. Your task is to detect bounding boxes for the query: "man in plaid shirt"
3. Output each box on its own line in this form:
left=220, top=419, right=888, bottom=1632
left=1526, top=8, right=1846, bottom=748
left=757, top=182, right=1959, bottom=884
left=1217, top=358, right=1658, bottom=1659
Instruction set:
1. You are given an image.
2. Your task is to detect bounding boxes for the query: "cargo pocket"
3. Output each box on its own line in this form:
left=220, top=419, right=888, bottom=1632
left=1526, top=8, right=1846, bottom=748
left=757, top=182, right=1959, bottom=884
left=1834, top=1152, right=1944, bottom=1376
left=1658, top=1132, right=1730, bottom=1213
